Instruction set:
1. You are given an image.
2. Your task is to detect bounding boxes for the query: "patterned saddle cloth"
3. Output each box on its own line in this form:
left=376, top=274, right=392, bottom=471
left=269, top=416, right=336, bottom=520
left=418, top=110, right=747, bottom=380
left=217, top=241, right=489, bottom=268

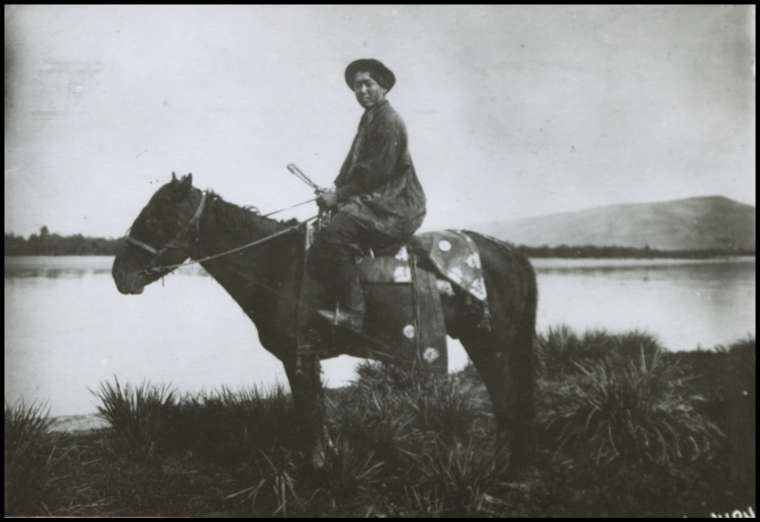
left=303, top=223, right=492, bottom=372
left=305, top=223, right=489, bottom=305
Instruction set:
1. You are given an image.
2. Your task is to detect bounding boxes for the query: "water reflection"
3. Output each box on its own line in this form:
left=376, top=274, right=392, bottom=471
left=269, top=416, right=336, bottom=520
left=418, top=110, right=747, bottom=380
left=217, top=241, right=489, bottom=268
left=4, top=268, right=110, bottom=279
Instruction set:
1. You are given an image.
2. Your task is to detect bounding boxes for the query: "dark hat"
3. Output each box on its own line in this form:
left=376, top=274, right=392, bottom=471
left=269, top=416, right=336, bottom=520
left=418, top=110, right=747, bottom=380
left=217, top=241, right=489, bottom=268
left=344, top=58, right=396, bottom=91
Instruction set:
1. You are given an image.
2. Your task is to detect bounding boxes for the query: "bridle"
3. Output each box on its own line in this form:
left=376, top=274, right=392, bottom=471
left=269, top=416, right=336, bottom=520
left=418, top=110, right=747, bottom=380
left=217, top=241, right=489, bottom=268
left=124, top=189, right=319, bottom=278
left=126, top=190, right=207, bottom=273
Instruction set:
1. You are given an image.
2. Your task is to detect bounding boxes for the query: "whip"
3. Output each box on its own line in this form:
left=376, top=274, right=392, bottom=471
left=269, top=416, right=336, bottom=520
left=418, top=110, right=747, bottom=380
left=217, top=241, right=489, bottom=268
left=286, top=163, right=324, bottom=192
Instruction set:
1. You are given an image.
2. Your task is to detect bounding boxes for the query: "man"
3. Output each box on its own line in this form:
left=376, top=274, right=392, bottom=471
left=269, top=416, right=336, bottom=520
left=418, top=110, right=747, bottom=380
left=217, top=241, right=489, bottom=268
left=307, top=58, right=427, bottom=334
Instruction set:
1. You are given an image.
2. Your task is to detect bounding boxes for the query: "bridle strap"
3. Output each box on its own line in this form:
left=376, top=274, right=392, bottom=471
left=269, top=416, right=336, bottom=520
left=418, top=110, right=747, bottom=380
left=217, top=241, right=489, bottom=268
left=126, top=191, right=207, bottom=258
left=187, top=191, right=207, bottom=228
left=126, top=191, right=320, bottom=277
left=126, top=236, right=160, bottom=255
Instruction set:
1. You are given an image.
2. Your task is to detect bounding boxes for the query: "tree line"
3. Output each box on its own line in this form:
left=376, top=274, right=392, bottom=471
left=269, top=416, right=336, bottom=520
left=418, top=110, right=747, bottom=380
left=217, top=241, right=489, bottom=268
left=4, top=226, right=754, bottom=258
left=5, top=227, right=124, bottom=256
left=516, top=243, right=755, bottom=259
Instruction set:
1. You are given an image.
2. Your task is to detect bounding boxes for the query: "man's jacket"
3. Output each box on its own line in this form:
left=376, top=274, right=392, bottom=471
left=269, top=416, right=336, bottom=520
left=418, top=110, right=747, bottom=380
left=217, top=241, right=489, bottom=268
left=334, top=100, right=426, bottom=240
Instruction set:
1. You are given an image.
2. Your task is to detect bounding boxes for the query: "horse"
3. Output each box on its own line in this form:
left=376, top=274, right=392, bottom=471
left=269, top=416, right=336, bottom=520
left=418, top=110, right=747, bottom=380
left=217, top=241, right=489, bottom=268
left=112, top=173, right=538, bottom=472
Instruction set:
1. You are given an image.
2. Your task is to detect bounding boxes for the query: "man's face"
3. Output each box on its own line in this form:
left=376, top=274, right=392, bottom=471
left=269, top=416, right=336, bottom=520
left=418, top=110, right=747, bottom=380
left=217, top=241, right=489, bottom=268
left=351, top=71, right=387, bottom=109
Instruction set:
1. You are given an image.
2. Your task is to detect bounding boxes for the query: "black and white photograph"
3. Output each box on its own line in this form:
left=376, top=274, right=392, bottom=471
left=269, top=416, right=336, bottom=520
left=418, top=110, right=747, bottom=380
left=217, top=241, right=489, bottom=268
left=4, top=4, right=755, bottom=516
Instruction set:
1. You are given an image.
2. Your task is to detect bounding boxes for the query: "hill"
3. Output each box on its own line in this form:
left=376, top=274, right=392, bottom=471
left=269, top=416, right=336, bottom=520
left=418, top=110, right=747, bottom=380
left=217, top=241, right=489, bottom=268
left=474, top=196, right=755, bottom=251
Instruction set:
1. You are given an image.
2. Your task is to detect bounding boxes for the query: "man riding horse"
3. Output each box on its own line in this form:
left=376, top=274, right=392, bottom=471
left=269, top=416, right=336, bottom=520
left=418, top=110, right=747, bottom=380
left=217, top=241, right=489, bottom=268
left=307, top=58, right=427, bottom=334
left=112, top=58, right=537, bottom=473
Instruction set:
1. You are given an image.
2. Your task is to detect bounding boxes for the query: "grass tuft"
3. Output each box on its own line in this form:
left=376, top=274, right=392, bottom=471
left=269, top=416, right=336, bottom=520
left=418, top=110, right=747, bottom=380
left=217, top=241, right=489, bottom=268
left=538, top=325, right=665, bottom=378
left=407, top=436, right=510, bottom=514
left=172, top=384, right=298, bottom=463
left=4, top=400, right=55, bottom=515
left=91, top=377, right=178, bottom=459
left=542, top=349, right=724, bottom=469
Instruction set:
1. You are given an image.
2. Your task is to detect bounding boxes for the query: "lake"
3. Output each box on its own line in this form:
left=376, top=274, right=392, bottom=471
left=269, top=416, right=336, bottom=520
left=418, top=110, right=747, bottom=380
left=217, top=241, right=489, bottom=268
left=4, top=255, right=756, bottom=416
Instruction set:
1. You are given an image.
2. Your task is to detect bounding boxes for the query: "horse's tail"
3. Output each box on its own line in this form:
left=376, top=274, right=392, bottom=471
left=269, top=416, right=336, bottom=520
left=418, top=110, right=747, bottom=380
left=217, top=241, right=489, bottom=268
left=515, top=249, right=538, bottom=432
left=470, top=231, right=539, bottom=465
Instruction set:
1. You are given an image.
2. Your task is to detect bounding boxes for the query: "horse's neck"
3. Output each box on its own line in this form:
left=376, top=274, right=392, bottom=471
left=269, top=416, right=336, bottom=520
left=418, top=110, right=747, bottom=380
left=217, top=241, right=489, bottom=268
left=194, top=194, right=302, bottom=342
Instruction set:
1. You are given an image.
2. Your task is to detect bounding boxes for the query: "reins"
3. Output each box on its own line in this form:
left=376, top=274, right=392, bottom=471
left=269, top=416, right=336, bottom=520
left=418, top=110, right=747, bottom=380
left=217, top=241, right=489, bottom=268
left=142, top=214, right=317, bottom=276
left=260, top=197, right=317, bottom=217
left=127, top=187, right=417, bottom=356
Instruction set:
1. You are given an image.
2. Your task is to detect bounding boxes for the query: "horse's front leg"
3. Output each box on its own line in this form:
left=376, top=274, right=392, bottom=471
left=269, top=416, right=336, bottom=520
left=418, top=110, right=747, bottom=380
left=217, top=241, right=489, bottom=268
left=284, top=353, right=328, bottom=470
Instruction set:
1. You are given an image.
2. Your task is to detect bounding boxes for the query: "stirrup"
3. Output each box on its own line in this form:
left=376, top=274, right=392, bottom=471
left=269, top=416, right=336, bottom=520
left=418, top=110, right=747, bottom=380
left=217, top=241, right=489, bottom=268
left=317, top=303, right=364, bottom=334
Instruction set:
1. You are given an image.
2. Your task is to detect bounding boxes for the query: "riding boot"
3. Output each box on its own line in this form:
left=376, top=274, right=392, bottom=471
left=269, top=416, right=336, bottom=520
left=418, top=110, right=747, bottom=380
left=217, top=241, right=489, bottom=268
left=296, top=271, right=325, bottom=372
left=318, top=272, right=365, bottom=334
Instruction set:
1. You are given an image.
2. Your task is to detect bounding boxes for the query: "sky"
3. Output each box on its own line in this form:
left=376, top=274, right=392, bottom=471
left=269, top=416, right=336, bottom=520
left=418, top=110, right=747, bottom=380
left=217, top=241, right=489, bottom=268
left=4, top=5, right=756, bottom=238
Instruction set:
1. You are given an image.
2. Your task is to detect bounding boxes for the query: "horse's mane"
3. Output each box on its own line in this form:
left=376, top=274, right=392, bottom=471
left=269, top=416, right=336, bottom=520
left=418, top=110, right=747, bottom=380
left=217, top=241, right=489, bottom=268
left=204, top=190, right=301, bottom=236
left=127, top=181, right=303, bottom=246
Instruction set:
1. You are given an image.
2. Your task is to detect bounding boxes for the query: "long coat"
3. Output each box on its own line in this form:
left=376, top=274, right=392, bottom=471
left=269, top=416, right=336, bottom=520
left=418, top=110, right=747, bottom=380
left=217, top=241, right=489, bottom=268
left=334, top=100, right=426, bottom=240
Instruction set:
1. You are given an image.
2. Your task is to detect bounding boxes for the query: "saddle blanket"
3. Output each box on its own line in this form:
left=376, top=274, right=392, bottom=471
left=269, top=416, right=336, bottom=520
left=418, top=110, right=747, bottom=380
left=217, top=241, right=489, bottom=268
left=415, top=229, right=489, bottom=304
left=304, top=220, right=489, bottom=308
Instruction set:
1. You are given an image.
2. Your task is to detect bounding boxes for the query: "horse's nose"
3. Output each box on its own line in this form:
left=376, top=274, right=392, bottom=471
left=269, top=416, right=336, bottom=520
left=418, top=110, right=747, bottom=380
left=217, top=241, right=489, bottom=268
left=112, top=260, right=143, bottom=295
left=112, top=264, right=130, bottom=294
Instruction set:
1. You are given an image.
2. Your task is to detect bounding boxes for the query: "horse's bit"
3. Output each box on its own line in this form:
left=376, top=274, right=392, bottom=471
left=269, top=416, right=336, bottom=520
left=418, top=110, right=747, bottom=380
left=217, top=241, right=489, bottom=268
left=126, top=191, right=207, bottom=273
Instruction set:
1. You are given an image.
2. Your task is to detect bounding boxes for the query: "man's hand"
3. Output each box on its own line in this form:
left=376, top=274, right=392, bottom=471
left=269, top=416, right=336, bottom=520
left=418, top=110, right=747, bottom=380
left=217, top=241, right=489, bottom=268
left=316, top=189, right=338, bottom=209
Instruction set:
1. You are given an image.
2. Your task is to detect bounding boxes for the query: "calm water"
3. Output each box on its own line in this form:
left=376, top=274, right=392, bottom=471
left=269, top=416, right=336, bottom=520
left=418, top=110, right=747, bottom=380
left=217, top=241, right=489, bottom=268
left=5, top=255, right=756, bottom=416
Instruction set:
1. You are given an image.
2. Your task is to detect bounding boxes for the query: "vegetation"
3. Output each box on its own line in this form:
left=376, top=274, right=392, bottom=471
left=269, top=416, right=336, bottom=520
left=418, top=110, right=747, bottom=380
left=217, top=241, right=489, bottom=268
left=4, top=330, right=755, bottom=516
left=4, top=227, right=124, bottom=256
left=4, top=401, right=56, bottom=514
left=92, top=379, right=179, bottom=459
left=541, top=352, right=723, bottom=468
left=5, top=227, right=755, bottom=258
left=517, top=243, right=754, bottom=259
left=536, top=325, right=665, bottom=378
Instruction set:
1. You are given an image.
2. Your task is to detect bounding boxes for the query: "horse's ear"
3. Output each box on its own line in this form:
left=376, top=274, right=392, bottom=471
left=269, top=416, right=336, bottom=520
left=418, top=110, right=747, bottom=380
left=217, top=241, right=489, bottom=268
left=181, top=173, right=193, bottom=189
left=171, top=172, right=178, bottom=183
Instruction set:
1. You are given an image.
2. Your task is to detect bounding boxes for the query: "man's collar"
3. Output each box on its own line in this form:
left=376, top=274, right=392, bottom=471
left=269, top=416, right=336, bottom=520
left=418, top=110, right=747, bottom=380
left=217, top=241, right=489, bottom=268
left=364, top=99, right=389, bottom=114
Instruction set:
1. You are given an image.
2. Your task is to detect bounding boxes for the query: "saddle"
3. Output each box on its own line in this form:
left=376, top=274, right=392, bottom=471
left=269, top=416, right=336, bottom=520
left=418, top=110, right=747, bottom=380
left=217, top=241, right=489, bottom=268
left=299, top=222, right=492, bottom=372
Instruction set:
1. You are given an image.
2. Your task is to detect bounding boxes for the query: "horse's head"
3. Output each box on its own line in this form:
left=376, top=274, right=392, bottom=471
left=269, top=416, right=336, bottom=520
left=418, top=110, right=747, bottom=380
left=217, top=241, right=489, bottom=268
left=112, top=172, right=206, bottom=294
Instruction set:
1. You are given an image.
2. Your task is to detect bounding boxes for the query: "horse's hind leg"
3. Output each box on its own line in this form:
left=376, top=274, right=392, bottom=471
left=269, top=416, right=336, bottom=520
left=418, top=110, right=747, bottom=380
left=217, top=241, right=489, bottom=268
left=460, top=329, right=522, bottom=452
left=461, top=324, right=536, bottom=474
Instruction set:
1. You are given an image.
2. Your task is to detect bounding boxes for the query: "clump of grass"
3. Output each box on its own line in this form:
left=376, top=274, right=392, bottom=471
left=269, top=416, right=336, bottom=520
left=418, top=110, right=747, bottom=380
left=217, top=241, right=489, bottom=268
left=543, top=349, right=724, bottom=469
left=224, top=447, right=319, bottom=515
left=330, top=362, right=484, bottom=471
left=4, top=401, right=55, bottom=515
left=363, top=435, right=516, bottom=516
left=538, top=325, right=665, bottom=378
left=360, top=362, right=483, bottom=438
left=723, top=335, right=755, bottom=396
left=325, top=362, right=494, bottom=516
left=173, top=384, right=299, bottom=463
left=320, top=435, right=385, bottom=502
left=407, top=436, right=510, bottom=515
left=93, top=377, right=301, bottom=465
left=352, top=360, right=435, bottom=394
left=719, top=336, right=755, bottom=500
left=91, top=377, right=178, bottom=459
left=407, top=375, right=484, bottom=439
left=329, top=366, right=421, bottom=469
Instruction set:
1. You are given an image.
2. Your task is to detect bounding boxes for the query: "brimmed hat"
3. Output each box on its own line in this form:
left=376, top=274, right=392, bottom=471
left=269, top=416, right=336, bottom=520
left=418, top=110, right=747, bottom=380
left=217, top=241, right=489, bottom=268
left=344, top=58, right=396, bottom=91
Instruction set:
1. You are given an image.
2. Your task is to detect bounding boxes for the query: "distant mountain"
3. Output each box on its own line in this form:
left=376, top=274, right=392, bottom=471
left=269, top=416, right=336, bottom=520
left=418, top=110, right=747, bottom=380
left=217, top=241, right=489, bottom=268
left=473, top=196, right=756, bottom=251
